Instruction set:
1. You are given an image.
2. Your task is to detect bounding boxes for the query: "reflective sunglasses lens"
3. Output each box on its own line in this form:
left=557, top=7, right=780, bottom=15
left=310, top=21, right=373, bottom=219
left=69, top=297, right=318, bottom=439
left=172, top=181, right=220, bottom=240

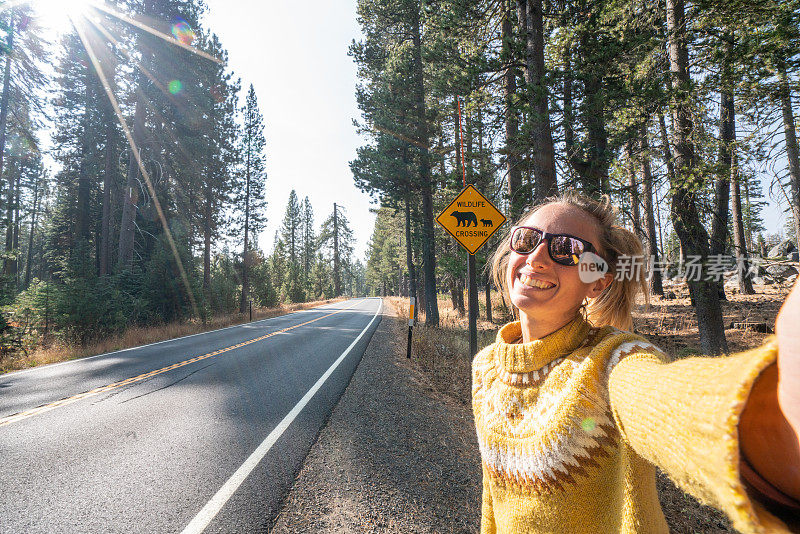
left=550, top=236, right=586, bottom=265
left=511, top=227, right=542, bottom=253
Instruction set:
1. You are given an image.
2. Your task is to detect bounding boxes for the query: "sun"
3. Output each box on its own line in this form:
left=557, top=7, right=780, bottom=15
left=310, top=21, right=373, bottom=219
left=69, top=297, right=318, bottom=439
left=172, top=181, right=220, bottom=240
left=32, top=0, right=93, bottom=32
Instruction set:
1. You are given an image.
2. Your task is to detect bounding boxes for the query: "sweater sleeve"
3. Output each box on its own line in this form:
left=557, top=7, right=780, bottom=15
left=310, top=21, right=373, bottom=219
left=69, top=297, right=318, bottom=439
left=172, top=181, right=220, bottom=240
left=480, top=463, right=497, bottom=534
left=607, top=337, right=798, bottom=534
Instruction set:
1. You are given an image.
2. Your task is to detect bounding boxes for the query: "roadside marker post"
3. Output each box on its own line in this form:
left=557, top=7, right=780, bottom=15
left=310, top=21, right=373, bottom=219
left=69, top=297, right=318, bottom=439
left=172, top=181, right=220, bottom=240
left=406, top=296, right=415, bottom=359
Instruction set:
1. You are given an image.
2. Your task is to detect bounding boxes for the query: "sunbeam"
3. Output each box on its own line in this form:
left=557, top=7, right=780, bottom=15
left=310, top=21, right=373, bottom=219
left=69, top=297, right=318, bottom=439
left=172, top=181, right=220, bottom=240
left=15, top=0, right=228, bottom=320
left=88, top=1, right=223, bottom=64
left=5, top=0, right=223, bottom=63
left=33, top=0, right=91, bottom=30
left=69, top=10, right=202, bottom=318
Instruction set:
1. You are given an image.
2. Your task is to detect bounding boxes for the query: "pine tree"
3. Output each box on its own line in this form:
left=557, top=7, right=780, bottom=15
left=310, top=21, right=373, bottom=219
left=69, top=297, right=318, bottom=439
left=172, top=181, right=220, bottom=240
left=301, top=196, right=314, bottom=292
left=46, top=30, right=106, bottom=272
left=279, top=189, right=303, bottom=266
left=0, top=4, right=48, bottom=266
left=319, top=203, right=354, bottom=297
left=278, top=190, right=303, bottom=301
left=235, top=84, right=267, bottom=313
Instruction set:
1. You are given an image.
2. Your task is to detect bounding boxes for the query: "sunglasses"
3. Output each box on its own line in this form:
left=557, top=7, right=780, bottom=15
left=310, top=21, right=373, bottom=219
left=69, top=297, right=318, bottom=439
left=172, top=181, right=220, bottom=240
left=509, top=226, right=596, bottom=266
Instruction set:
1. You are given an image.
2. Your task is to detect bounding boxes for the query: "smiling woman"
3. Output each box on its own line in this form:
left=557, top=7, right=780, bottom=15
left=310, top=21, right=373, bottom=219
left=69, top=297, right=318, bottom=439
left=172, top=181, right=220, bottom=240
left=474, top=192, right=800, bottom=533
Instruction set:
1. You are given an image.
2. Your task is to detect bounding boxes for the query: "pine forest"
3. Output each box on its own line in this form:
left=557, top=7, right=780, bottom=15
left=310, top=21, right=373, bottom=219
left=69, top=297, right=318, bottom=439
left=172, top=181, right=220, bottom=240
left=355, top=0, right=800, bottom=356
left=0, top=0, right=365, bottom=361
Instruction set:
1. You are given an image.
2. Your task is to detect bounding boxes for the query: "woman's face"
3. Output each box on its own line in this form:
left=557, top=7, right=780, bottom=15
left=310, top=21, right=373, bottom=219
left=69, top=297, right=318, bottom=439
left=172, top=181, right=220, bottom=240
left=506, top=203, right=609, bottom=321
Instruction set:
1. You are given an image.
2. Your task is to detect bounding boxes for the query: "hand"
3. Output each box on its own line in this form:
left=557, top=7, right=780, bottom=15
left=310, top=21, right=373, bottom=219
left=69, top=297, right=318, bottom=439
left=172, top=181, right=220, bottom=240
left=738, top=278, right=800, bottom=503
left=777, top=278, right=800, bottom=438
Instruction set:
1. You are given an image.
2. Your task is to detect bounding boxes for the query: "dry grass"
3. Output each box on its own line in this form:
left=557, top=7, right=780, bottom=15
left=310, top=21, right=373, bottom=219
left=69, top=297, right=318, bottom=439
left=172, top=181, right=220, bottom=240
left=0, top=298, right=345, bottom=375
left=636, top=280, right=792, bottom=360
left=386, top=282, right=794, bottom=533
left=386, top=293, right=511, bottom=406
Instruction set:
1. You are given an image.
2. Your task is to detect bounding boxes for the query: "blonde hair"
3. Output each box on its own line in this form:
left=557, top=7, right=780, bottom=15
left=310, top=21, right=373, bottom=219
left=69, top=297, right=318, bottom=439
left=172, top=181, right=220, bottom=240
left=489, top=192, right=648, bottom=331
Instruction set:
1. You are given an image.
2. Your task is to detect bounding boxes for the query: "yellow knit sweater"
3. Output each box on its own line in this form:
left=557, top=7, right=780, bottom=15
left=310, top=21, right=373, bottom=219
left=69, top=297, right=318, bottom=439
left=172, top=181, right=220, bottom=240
left=472, top=315, right=798, bottom=533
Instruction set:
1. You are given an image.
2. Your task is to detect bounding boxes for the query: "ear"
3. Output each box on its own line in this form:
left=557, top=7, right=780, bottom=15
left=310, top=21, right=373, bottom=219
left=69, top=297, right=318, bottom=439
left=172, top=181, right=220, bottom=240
left=586, top=272, right=613, bottom=298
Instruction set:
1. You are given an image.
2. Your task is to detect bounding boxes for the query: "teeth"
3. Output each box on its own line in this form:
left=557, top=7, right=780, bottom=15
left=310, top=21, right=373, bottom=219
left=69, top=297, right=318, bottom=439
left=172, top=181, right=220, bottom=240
left=520, top=274, right=555, bottom=289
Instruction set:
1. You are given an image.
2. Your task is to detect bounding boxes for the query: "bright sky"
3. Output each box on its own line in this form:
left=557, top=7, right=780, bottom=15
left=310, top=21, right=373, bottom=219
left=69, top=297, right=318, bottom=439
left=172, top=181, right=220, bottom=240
left=201, top=0, right=377, bottom=260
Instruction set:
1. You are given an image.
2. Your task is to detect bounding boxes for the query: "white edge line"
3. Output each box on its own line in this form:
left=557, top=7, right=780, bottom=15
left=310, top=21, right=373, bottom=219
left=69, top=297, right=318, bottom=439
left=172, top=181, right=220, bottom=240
left=179, top=298, right=383, bottom=534
left=2, top=299, right=368, bottom=379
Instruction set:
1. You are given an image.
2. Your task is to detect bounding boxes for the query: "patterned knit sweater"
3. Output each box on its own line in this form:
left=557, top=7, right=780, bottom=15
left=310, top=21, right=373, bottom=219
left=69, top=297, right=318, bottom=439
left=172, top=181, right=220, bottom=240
left=472, top=315, right=798, bottom=533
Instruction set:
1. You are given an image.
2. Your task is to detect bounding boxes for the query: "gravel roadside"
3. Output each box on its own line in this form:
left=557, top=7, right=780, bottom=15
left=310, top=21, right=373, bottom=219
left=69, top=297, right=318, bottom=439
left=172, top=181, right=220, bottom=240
left=270, top=301, right=482, bottom=533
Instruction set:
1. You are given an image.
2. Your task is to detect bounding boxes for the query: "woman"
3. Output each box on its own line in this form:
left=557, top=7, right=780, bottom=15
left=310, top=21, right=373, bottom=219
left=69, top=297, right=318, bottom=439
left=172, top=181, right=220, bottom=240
left=472, top=192, right=800, bottom=533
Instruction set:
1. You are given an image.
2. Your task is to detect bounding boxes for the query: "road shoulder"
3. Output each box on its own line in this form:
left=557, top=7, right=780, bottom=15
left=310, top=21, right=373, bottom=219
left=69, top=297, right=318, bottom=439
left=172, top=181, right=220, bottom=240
left=270, top=299, right=482, bottom=533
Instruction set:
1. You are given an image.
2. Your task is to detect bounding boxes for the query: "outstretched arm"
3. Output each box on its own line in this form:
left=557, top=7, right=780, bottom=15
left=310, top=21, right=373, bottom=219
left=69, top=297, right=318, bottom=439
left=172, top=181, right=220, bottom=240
left=739, top=279, right=800, bottom=503
left=606, top=285, right=800, bottom=531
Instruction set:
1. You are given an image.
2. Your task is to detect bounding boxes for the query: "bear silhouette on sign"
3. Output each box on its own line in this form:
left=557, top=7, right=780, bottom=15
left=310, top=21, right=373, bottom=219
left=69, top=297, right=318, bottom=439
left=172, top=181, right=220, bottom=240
left=481, top=218, right=493, bottom=227
left=450, top=211, right=478, bottom=227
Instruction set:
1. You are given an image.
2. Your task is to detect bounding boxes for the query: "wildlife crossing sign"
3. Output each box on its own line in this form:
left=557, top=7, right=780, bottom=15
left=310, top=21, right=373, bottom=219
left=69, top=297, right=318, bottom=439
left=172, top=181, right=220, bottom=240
left=436, top=185, right=507, bottom=255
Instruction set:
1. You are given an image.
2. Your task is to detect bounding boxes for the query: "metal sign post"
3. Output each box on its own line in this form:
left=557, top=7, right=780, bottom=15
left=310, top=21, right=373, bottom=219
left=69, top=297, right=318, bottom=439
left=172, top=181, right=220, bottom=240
left=467, top=254, right=478, bottom=357
left=436, top=186, right=506, bottom=358
left=406, top=296, right=415, bottom=359
left=434, top=97, right=506, bottom=358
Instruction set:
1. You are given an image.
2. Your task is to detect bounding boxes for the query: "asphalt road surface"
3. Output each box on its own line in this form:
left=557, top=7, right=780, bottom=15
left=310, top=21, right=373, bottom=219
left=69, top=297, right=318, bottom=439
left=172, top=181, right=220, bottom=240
left=0, top=298, right=382, bottom=533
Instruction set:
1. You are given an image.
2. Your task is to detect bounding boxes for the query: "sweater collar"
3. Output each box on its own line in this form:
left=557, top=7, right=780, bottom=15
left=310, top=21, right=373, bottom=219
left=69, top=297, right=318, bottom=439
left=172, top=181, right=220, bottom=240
left=495, top=314, right=590, bottom=373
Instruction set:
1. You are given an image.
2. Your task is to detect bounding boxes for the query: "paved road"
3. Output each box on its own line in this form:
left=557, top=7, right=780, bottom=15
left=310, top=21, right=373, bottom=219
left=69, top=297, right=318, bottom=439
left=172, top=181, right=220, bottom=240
left=0, top=298, right=382, bottom=533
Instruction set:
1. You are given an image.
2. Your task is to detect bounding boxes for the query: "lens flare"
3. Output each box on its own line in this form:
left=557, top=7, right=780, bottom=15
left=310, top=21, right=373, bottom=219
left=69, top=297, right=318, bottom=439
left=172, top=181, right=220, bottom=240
left=171, top=19, right=195, bottom=45
left=168, top=79, right=183, bottom=94
left=581, top=417, right=596, bottom=432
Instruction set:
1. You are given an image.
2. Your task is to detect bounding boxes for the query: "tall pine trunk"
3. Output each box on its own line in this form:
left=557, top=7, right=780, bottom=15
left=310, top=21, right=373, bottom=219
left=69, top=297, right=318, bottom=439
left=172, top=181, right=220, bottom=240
left=582, top=30, right=608, bottom=195
left=117, top=92, right=146, bottom=270
left=76, top=61, right=93, bottom=244
left=641, top=123, right=663, bottom=296
left=658, top=112, right=676, bottom=184
left=117, top=0, right=153, bottom=271
left=100, top=50, right=117, bottom=277
left=517, top=0, right=557, bottom=201
left=0, top=9, right=12, bottom=232
left=0, top=10, right=12, bottom=277
left=625, top=140, right=641, bottom=237
left=23, top=178, right=38, bottom=290
left=405, top=191, right=417, bottom=322
left=3, top=168, right=13, bottom=275
left=239, top=159, right=251, bottom=314
left=710, top=33, right=734, bottom=262
left=666, top=0, right=727, bottom=355
left=333, top=202, right=340, bottom=297
left=203, top=184, right=212, bottom=296
left=563, top=43, right=580, bottom=187
left=8, top=172, right=19, bottom=282
left=240, top=106, right=254, bottom=314
left=777, top=58, right=800, bottom=248
left=731, top=151, right=754, bottom=294
left=411, top=1, right=439, bottom=326
left=743, top=173, right=754, bottom=253
left=503, top=1, right=524, bottom=219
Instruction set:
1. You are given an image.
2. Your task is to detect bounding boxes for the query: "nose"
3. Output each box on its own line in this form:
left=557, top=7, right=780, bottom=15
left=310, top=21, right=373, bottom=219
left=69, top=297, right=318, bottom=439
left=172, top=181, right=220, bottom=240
left=525, top=239, right=551, bottom=270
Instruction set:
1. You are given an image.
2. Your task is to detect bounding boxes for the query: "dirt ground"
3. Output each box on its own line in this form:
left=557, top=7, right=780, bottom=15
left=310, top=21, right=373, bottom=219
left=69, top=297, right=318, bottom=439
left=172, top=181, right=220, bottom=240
left=635, top=280, right=792, bottom=359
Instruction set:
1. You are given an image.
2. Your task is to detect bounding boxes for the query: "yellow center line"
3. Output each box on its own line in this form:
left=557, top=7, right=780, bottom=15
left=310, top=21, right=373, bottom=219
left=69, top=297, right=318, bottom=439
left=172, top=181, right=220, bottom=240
left=0, top=300, right=363, bottom=429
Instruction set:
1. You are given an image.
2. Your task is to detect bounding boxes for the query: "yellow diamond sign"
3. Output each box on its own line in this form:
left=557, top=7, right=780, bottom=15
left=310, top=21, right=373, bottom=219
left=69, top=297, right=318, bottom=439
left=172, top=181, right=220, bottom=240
left=437, top=185, right=507, bottom=255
